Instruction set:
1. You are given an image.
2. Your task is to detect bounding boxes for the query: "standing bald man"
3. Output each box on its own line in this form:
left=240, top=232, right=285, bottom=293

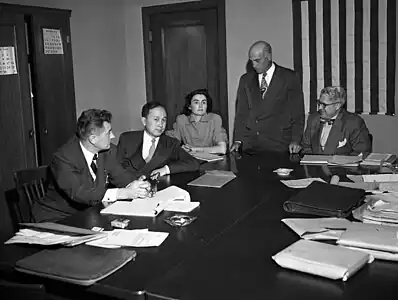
left=231, top=41, right=304, bottom=154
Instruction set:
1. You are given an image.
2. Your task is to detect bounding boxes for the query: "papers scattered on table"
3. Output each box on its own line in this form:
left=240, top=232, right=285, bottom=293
left=188, top=170, right=236, bottom=188
left=86, top=229, right=169, bottom=248
left=352, top=194, right=398, bottom=225
left=280, top=177, right=326, bottom=188
left=5, top=226, right=105, bottom=247
left=272, top=239, right=373, bottom=281
left=282, top=217, right=352, bottom=240
left=190, top=152, right=224, bottom=162
left=100, top=186, right=190, bottom=217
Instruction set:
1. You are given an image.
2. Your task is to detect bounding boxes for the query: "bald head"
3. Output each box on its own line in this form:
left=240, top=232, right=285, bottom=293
left=249, top=41, right=272, bottom=74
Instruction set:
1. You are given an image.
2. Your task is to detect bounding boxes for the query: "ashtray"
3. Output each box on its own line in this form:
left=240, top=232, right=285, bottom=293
left=164, top=214, right=197, bottom=227
left=273, top=168, right=293, bottom=176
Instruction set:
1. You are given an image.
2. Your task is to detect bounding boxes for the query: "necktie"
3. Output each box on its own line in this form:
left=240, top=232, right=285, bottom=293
left=320, top=118, right=335, bottom=125
left=145, top=138, right=156, bottom=163
left=260, top=73, right=268, bottom=99
left=91, top=154, right=98, bottom=175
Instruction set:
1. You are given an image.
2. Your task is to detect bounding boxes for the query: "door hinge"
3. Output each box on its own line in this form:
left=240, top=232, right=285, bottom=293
left=66, top=35, right=70, bottom=44
left=149, top=31, right=152, bottom=42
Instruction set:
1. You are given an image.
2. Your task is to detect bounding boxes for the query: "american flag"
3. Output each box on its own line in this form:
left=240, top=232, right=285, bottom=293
left=292, top=0, right=396, bottom=115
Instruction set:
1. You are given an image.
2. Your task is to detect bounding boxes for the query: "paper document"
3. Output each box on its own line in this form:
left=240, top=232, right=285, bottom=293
left=86, top=229, right=169, bottom=248
left=190, top=152, right=224, bottom=162
left=164, top=201, right=200, bottom=212
left=272, top=239, right=373, bottom=281
left=282, top=217, right=352, bottom=240
left=101, top=185, right=190, bottom=217
left=281, top=178, right=326, bottom=188
left=5, top=229, right=105, bottom=246
left=300, top=155, right=333, bottom=165
left=188, top=170, right=236, bottom=188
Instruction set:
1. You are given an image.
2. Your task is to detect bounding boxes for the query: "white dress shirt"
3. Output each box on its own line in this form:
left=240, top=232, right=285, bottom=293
left=258, top=62, right=276, bottom=87
left=80, top=142, right=118, bottom=202
left=141, top=131, right=170, bottom=174
left=320, top=115, right=338, bottom=150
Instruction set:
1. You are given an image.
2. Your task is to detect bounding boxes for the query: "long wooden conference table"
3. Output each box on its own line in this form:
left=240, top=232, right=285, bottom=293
left=1, top=152, right=398, bottom=300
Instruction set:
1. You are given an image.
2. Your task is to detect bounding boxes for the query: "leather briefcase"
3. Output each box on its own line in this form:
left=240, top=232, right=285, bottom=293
left=283, top=181, right=366, bottom=218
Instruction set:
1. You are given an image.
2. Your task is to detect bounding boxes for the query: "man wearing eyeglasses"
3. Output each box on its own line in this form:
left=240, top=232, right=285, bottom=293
left=300, top=86, right=372, bottom=156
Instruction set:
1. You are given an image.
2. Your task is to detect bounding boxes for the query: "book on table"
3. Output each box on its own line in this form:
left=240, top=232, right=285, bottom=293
left=300, top=154, right=362, bottom=166
left=190, top=151, right=224, bottom=162
left=188, top=170, right=236, bottom=188
left=360, top=153, right=396, bottom=166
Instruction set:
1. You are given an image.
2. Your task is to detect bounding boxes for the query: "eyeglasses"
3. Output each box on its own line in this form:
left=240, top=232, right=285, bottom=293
left=316, top=100, right=340, bottom=108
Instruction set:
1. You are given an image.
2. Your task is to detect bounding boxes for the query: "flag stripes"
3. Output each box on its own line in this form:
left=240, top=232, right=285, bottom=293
left=292, top=0, right=396, bottom=115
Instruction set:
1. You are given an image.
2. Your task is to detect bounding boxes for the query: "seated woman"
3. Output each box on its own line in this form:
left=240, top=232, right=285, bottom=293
left=166, top=88, right=228, bottom=154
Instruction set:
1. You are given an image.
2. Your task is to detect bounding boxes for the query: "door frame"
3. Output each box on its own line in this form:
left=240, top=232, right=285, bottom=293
left=141, top=0, right=228, bottom=130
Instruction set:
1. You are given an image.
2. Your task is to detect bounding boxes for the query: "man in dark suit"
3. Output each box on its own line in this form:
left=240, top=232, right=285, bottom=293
left=230, top=40, right=304, bottom=154
left=301, top=86, right=372, bottom=156
left=32, top=109, right=150, bottom=222
left=117, top=102, right=200, bottom=177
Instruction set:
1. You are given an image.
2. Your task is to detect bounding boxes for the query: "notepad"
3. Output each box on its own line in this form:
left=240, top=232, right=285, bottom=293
left=272, top=239, right=373, bottom=281
left=360, top=153, right=396, bottom=166
left=280, top=178, right=326, bottom=188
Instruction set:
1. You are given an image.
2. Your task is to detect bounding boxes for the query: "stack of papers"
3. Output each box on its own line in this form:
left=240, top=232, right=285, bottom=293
left=86, top=229, right=169, bottom=248
left=190, top=152, right=224, bottom=162
left=280, top=178, right=325, bottom=188
left=5, top=223, right=105, bottom=246
left=352, top=194, right=398, bottom=225
left=101, top=185, right=195, bottom=217
left=188, top=170, right=236, bottom=188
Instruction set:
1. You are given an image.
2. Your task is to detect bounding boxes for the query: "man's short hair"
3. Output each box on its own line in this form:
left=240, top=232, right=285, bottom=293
left=319, top=86, right=347, bottom=105
left=141, top=102, right=166, bottom=118
left=77, top=109, right=112, bottom=140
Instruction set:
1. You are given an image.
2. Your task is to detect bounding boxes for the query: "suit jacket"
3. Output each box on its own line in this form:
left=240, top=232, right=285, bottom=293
left=233, top=63, right=304, bottom=152
left=301, top=109, right=372, bottom=156
left=116, top=131, right=200, bottom=176
left=32, top=136, right=137, bottom=222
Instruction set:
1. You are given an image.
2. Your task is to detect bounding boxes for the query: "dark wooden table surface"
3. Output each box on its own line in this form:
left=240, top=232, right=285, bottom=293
left=1, top=152, right=397, bottom=300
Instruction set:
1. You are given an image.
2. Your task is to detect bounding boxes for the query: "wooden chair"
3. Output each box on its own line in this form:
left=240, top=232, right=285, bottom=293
left=11, top=166, right=49, bottom=224
left=0, top=279, right=46, bottom=300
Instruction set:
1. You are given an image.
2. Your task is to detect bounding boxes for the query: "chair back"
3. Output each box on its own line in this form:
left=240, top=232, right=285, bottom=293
left=12, top=166, right=49, bottom=224
left=0, top=279, right=46, bottom=300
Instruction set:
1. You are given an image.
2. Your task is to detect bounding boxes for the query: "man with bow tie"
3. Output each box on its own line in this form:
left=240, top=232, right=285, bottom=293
left=300, top=86, right=372, bottom=156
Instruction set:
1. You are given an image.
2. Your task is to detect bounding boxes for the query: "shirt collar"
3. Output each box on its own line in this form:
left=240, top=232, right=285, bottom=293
left=188, top=113, right=210, bottom=123
left=79, top=142, right=96, bottom=166
left=143, top=130, right=159, bottom=143
left=258, top=62, right=276, bottom=80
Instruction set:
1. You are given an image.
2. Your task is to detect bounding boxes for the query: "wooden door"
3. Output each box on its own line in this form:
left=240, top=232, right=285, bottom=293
left=29, top=10, right=76, bottom=165
left=0, top=9, right=36, bottom=240
left=143, top=1, right=228, bottom=131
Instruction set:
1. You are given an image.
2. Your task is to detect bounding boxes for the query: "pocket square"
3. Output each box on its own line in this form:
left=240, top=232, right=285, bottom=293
left=338, top=138, right=347, bottom=148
